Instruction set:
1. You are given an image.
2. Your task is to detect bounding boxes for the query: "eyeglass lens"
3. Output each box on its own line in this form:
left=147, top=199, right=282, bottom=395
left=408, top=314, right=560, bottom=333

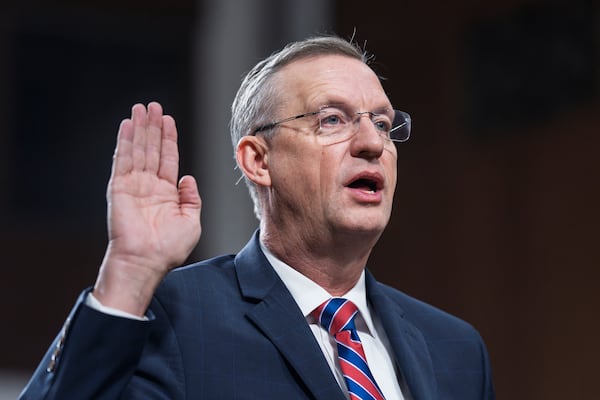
left=316, top=106, right=410, bottom=144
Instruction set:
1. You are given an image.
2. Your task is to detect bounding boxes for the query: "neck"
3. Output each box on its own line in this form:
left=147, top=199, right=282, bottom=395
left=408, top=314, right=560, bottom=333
left=260, top=222, right=379, bottom=297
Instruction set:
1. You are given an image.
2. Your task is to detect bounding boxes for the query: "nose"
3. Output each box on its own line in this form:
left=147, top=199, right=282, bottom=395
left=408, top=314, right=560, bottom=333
left=349, top=114, right=385, bottom=159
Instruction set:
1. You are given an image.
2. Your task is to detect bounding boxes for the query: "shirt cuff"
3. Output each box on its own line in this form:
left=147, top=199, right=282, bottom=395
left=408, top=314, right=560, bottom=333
left=85, top=292, right=149, bottom=321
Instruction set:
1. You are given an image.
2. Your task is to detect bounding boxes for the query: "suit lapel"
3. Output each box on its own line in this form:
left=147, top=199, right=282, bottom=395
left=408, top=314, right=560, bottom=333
left=234, top=233, right=346, bottom=400
left=366, top=272, right=437, bottom=400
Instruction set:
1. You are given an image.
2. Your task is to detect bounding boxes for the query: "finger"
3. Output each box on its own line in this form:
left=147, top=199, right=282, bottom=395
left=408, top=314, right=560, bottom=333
left=111, top=118, right=134, bottom=177
left=157, top=114, right=179, bottom=185
left=131, top=103, right=148, bottom=171
left=145, top=102, right=163, bottom=173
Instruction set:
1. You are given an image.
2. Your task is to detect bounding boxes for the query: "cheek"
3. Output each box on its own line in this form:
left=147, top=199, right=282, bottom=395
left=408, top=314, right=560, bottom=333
left=382, top=153, right=398, bottom=202
left=388, top=161, right=397, bottom=186
left=384, top=148, right=398, bottom=179
left=317, top=147, right=343, bottom=193
left=271, top=141, right=326, bottom=198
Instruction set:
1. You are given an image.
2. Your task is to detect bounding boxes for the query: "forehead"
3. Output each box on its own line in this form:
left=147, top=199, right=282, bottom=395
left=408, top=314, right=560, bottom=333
left=274, top=55, right=391, bottom=110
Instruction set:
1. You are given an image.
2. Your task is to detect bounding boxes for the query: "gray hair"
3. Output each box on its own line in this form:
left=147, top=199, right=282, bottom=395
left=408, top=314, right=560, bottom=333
left=230, top=35, right=370, bottom=219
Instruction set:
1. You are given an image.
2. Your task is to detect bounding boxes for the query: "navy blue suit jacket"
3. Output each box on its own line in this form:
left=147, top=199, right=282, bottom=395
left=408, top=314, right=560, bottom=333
left=21, top=232, right=495, bottom=399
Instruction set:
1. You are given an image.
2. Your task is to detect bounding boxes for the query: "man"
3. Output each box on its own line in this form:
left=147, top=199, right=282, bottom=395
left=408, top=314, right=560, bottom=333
left=20, top=36, right=495, bottom=399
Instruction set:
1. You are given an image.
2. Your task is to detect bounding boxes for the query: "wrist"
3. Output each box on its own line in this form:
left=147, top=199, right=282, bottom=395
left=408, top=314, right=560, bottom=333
left=86, top=292, right=149, bottom=321
left=93, top=252, right=166, bottom=317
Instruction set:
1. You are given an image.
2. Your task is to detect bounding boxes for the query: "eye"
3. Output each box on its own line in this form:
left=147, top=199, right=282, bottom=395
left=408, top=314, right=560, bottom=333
left=322, top=114, right=341, bottom=125
left=318, top=107, right=347, bottom=128
left=372, top=116, right=392, bottom=133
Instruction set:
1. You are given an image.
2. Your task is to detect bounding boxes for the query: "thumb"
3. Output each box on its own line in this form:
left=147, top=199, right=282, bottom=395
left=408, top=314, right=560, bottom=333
left=178, top=175, right=202, bottom=215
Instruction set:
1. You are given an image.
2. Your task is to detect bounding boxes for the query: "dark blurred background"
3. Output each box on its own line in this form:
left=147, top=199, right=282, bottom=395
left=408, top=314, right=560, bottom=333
left=1, top=0, right=598, bottom=398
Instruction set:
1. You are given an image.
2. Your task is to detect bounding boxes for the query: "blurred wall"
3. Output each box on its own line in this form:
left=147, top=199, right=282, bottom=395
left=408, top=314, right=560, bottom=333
left=0, top=2, right=198, bottom=397
left=192, top=0, right=334, bottom=256
left=1, top=0, right=598, bottom=399
left=338, top=1, right=599, bottom=399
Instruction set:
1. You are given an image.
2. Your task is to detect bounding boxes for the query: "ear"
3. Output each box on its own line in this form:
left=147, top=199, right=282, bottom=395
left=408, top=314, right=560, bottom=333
left=236, top=135, right=271, bottom=187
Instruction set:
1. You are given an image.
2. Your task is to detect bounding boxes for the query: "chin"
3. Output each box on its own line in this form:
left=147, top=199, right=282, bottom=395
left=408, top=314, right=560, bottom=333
left=328, top=203, right=391, bottom=236
left=337, top=216, right=389, bottom=237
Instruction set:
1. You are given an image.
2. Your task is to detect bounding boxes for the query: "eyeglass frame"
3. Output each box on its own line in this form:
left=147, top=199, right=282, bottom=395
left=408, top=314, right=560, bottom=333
left=251, top=105, right=411, bottom=143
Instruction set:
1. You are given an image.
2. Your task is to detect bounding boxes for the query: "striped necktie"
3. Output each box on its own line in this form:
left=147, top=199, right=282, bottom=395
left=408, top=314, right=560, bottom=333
left=312, top=298, right=386, bottom=400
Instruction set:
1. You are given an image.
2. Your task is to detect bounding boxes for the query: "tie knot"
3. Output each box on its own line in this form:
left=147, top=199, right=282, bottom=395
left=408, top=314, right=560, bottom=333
left=312, top=298, right=359, bottom=336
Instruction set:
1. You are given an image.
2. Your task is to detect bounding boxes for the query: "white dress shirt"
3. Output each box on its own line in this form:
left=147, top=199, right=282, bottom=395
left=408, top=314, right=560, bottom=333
left=261, top=242, right=406, bottom=400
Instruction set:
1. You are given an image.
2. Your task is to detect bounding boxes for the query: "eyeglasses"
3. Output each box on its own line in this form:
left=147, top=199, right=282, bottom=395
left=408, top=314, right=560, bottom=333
left=252, top=104, right=411, bottom=145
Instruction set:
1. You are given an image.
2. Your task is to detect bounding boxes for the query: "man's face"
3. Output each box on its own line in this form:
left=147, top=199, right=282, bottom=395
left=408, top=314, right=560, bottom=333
left=264, top=55, right=398, bottom=245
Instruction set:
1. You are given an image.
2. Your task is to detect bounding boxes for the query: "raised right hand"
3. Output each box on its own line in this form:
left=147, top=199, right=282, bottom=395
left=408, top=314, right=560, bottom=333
left=93, top=102, right=201, bottom=316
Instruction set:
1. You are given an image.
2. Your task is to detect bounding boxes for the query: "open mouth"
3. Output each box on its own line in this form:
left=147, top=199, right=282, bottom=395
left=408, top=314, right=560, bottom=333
left=348, top=178, right=379, bottom=193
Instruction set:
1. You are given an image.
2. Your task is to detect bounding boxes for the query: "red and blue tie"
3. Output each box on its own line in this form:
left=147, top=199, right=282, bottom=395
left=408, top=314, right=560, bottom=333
left=312, top=298, right=386, bottom=400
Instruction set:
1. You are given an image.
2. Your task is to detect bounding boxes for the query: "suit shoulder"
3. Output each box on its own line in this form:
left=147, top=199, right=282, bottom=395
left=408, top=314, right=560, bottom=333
left=376, top=282, right=482, bottom=339
left=165, top=254, right=238, bottom=282
left=170, top=254, right=237, bottom=276
left=155, top=254, right=238, bottom=299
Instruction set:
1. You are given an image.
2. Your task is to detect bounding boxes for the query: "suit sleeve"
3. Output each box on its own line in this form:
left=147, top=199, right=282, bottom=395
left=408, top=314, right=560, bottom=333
left=18, top=289, right=183, bottom=400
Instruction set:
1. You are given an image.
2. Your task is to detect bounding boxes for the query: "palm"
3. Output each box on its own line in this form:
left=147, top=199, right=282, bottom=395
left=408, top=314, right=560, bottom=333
left=108, top=170, right=199, bottom=269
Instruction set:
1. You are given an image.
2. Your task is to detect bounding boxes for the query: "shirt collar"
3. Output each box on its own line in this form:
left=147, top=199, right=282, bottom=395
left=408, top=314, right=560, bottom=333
left=260, top=240, right=377, bottom=337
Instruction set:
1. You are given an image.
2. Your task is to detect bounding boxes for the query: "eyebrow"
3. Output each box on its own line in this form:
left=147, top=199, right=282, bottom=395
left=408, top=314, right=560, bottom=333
left=322, top=102, right=395, bottom=120
left=317, top=99, right=393, bottom=112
